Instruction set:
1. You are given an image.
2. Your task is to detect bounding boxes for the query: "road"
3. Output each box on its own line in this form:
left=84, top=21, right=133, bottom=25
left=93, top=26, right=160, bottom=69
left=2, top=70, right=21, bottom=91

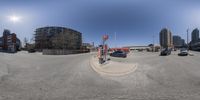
left=0, top=51, right=200, bottom=100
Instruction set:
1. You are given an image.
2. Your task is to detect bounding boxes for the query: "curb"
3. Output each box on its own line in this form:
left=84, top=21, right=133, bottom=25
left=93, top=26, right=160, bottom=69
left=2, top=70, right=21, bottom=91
left=89, top=56, right=137, bottom=76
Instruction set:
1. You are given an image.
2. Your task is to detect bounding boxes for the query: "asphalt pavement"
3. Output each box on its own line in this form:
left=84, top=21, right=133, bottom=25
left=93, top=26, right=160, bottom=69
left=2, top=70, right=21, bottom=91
left=0, top=51, right=200, bottom=100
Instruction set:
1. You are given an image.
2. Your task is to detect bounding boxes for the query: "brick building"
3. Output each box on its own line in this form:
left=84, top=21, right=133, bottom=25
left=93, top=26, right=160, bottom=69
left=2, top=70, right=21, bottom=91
left=0, top=29, right=21, bottom=52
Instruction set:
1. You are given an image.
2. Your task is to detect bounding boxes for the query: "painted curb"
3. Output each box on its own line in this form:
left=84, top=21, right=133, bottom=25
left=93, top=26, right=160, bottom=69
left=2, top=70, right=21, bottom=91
left=89, top=56, right=137, bottom=76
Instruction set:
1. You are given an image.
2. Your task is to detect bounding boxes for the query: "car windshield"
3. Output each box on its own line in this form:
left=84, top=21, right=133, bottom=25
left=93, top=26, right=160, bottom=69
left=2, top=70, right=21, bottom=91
left=180, top=48, right=187, bottom=52
left=115, top=51, right=123, bottom=53
left=161, top=48, right=167, bottom=52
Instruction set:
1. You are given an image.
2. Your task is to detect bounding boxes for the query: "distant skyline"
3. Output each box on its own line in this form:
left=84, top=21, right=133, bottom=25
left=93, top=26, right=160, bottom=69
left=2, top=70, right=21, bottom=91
left=1, top=0, right=200, bottom=47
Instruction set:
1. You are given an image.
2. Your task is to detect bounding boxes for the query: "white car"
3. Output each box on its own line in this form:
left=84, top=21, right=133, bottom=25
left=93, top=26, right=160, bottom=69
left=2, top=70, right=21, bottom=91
left=178, top=48, right=188, bottom=56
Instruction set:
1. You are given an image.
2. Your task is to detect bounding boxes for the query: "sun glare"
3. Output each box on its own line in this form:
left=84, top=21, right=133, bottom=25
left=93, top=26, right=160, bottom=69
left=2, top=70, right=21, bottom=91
left=9, top=15, right=21, bottom=23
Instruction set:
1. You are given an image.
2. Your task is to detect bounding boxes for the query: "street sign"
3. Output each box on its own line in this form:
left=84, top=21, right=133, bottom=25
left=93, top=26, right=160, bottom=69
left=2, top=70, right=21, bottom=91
left=98, top=35, right=109, bottom=64
left=103, top=35, right=109, bottom=41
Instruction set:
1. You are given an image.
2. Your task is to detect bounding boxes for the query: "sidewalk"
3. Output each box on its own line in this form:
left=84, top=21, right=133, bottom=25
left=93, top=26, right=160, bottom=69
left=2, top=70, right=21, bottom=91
left=90, top=56, right=137, bottom=76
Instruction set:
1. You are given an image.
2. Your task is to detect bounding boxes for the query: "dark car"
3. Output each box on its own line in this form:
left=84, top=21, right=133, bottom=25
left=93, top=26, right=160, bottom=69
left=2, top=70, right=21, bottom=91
left=110, top=51, right=127, bottom=58
left=178, top=48, right=188, bottom=56
left=28, top=49, right=36, bottom=53
left=160, top=48, right=172, bottom=56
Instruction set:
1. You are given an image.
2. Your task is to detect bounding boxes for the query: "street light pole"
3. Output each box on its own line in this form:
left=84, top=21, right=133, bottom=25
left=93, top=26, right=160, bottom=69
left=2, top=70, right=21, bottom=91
left=115, top=32, right=117, bottom=48
left=153, top=34, right=155, bottom=52
left=187, top=29, right=189, bottom=51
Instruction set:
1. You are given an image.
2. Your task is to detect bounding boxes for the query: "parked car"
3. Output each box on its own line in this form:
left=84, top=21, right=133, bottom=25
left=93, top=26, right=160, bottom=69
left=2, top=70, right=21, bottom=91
left=178, top=48, right=188, bottom=56
left=28, top=49, right=36, bottom=53
left=110, top=51, right=127, bottom=58
left=160, top=48, right=172, bottom=56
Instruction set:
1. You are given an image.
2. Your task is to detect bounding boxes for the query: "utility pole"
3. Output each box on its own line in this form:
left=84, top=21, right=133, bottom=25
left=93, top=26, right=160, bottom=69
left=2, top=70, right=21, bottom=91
left=115, top=32, right=117, bottom=48
left=187, top=29, right=189, bottom=51
left=152, top=34, right=155, bottom=52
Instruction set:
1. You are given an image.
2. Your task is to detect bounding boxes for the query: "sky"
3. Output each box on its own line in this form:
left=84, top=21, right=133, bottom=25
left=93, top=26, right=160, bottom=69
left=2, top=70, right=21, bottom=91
left=0, top=0, right=200, bottom=47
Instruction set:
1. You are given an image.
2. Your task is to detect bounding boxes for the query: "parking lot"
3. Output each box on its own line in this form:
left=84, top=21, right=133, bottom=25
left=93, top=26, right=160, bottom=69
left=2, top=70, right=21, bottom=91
left=109, top=50, right=200, bottom=99
left=0, top=51, right=200, bottom=100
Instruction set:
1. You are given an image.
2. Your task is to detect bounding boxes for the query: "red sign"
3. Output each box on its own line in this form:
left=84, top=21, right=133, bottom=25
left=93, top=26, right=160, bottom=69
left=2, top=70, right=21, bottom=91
left=103, top=35, right=109, bottom=41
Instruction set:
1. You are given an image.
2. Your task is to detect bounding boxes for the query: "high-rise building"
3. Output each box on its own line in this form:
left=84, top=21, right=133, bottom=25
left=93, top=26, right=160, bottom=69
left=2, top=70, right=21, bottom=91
left=0, top=37, right=3, bottom=50
left=159, top=28, right=173, bottom=48
left=190, top=28, right=200, bottom=51
left=173, top=35, right=182, bottom=47
left=173, top=35, right=186, bottom=48
left=191, top=28, right=199, bottom=42
left=181, top=39, right=186, bottom=46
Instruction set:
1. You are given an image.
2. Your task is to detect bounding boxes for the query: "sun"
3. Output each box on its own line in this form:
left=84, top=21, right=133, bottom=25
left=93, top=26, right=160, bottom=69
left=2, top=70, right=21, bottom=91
left=9, top=15, right=21, bottom=23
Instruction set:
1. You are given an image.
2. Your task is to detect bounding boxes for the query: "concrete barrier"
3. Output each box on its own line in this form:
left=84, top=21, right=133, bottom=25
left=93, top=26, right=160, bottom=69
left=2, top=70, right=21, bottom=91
left=42, top=49, right=89, bottom=55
